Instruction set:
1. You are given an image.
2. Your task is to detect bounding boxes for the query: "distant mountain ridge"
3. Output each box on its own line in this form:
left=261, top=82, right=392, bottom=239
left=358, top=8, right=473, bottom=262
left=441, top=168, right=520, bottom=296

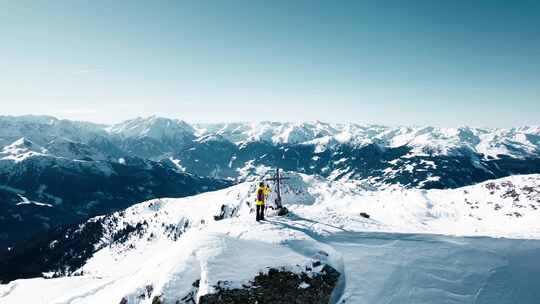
left=1, top=115, right=540, bottom=187
left=2, top=115, right=540, bottom=159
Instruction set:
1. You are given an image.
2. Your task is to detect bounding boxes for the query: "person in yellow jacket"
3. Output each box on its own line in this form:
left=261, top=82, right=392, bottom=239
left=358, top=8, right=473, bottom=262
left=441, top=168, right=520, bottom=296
left=255, top=182, right=271, bottom=221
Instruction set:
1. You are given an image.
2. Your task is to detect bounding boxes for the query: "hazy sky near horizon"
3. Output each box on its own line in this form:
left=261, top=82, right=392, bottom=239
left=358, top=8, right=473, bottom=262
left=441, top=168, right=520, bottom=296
left=1, top=0, right=539, bottom=127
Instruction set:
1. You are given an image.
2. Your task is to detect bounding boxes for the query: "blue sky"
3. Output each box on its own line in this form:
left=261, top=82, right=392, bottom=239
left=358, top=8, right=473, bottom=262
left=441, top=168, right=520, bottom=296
left=1, top=0, right=539, bottom=127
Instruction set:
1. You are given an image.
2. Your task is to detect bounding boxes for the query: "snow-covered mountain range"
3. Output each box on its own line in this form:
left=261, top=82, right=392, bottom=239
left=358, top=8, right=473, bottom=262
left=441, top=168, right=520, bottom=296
left=195, top=121, right=540, bottom=159
left=1, top=115, right=539, bottom=249
left=0, top=116, right=233, bottom=248
left=2, top=115, right=540, bottom=185
left=2, top=173, right=540, bottom=303
left=2, top=115, right=540, bottom=160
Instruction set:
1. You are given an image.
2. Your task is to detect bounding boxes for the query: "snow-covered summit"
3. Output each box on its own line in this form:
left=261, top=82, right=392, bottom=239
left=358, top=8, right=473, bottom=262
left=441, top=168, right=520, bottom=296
left=0, top=138, right=47, bottom=162
left=2, top=173, right=540, bottom=303
left=108, top=116, right=195, bottom=141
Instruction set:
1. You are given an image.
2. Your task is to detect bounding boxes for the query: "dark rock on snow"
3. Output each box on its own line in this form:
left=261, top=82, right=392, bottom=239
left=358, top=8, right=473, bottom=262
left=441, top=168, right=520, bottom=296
left=197, top=264, right=340, bottom=304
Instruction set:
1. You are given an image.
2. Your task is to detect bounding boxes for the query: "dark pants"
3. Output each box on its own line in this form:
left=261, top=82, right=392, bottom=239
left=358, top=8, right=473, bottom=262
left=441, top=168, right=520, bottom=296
left=256, top=204, right=265, bottom=221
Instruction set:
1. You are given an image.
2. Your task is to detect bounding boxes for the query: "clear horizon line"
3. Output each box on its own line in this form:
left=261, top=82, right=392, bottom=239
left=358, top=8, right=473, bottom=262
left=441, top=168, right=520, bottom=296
left=0, top=113, right=538, bottom=130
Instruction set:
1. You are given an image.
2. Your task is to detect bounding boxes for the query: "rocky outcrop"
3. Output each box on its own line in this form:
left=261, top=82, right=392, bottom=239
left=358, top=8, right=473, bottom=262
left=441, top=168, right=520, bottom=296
left=197, top=264, right=340, bottom=304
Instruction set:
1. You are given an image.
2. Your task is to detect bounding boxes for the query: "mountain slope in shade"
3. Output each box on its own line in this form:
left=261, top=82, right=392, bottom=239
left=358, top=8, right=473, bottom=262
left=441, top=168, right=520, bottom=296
left=0, top=150, right=231, bottom=248
left=170, top=139, right=540, bottom=189
left=1, top=174, right=539, bottom=303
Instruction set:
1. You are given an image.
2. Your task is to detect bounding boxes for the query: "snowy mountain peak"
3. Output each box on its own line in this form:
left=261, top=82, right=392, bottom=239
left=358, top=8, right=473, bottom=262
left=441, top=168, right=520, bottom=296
left=8, top=137, right=34, bottom=149
left=1, top=137, right=47, bottom=162
left=109, top=116, right=195, bottom=141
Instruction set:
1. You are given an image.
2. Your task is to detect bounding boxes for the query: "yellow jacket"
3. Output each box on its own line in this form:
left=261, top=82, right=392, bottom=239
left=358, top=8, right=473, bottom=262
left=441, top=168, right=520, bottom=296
left=255, top=185, right=271, bottom=206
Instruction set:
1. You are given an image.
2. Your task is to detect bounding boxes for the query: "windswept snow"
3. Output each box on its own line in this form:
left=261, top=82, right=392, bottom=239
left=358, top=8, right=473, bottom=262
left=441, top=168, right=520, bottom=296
left=330, top=232, right=540, bottom=304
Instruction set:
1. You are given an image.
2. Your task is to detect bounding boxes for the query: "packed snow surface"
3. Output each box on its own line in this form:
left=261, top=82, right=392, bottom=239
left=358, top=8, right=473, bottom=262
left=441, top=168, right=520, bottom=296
left=2, top=174, right=540, bottom=303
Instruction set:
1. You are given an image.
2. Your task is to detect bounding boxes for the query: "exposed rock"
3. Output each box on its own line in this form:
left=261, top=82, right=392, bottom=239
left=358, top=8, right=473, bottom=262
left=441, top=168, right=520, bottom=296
left=198, top=264, right=340, bottom=304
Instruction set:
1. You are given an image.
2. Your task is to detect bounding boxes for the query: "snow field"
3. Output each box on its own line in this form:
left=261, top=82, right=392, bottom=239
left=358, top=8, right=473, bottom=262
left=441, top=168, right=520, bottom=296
left=2, top=173, right=540, bottom=303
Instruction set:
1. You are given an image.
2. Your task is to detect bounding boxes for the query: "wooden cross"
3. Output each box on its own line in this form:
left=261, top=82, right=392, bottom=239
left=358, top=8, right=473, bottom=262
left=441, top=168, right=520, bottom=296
left=264, top=168, right=290, bottom=208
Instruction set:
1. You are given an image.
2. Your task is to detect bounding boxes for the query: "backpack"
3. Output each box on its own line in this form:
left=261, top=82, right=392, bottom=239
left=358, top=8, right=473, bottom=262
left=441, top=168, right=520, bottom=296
left=257, top=188, right=264, bottom=202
